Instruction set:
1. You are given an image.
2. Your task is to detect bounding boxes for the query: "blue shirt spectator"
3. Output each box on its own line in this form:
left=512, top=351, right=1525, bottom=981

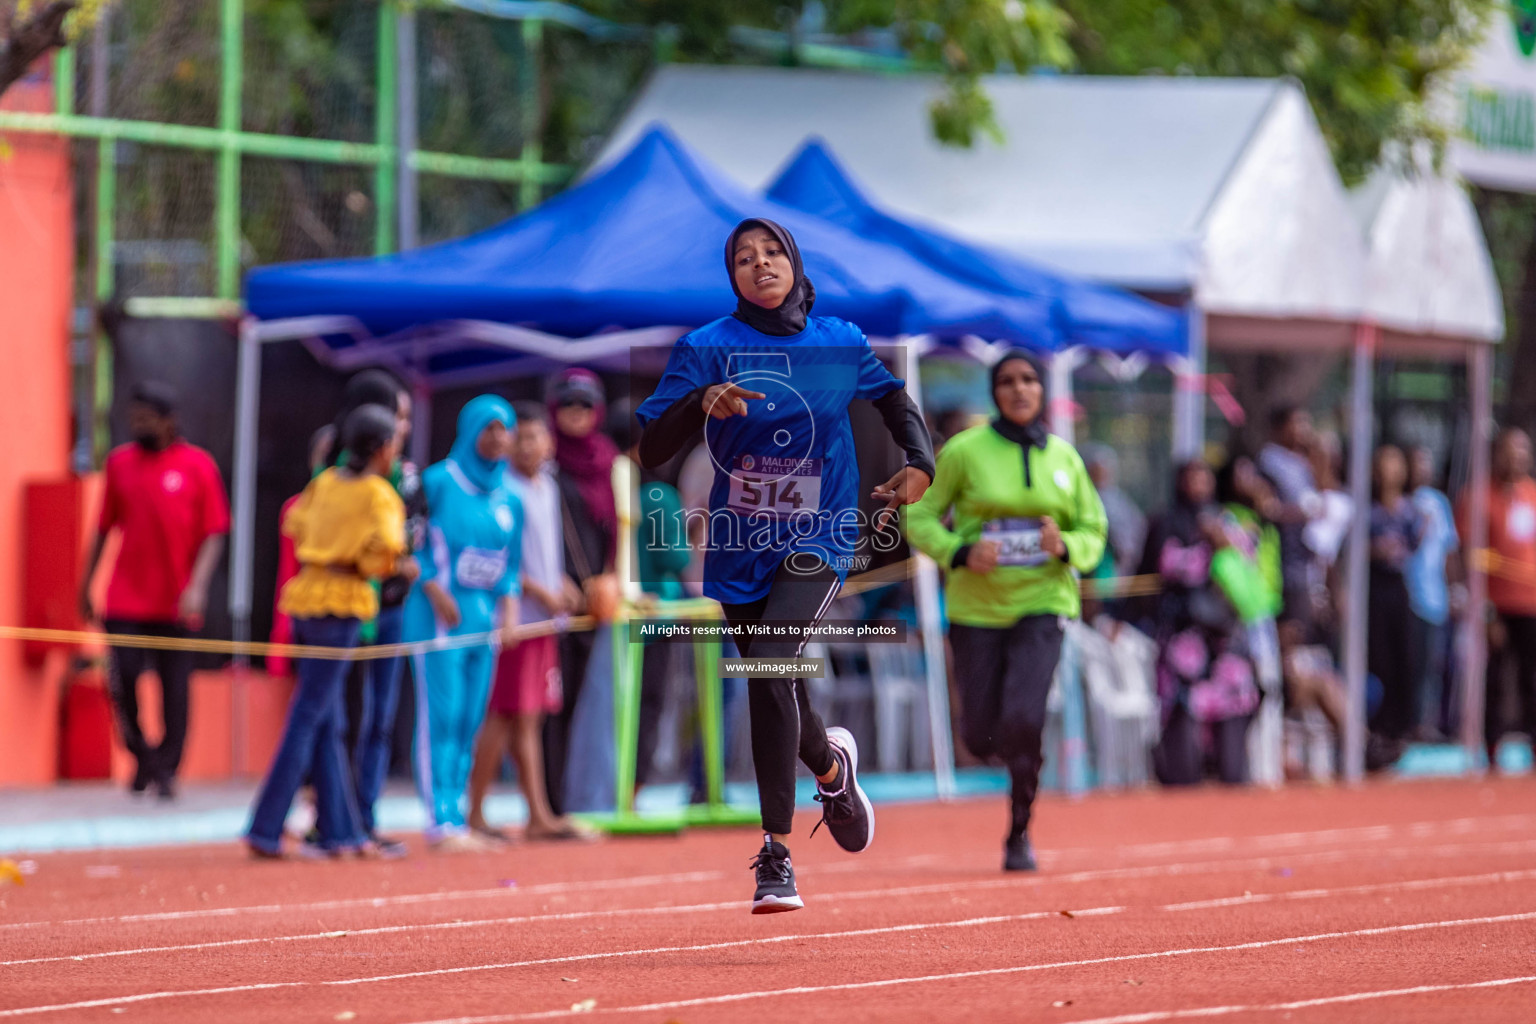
left=1406, top=449, right=1458, bottom=627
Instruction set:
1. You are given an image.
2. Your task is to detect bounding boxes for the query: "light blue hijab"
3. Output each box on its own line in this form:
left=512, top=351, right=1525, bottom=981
left=448, top=394, right=514, bottom=493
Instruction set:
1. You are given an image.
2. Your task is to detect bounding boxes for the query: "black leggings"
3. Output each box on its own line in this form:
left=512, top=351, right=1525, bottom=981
left=104, top=620, right=192, bottom=785
left=1368, top=569, right=1419, bottom=741
left=544, top=629, right=597, bottom=817
left=720, top=557, right=841, bottom=836
left=949, top=616, right=1063, bottom=840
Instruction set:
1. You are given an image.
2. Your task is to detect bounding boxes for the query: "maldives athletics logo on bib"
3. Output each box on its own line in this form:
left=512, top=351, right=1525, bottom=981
left=1517, top=0, right=1536, bottom=58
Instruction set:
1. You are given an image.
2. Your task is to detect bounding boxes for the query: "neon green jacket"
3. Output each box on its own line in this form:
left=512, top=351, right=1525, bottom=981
left=905, top=424, right=1107, bottom=627
left=1212, top=504, right=1283, bottom=624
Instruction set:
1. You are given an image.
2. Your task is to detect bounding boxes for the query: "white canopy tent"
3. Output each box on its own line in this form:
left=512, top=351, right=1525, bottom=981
left=598, top=67, right=1368, bottom=452
left=1353, top=158, right=1504, bottom=345
left=602, top=66, right=1505, bottom=780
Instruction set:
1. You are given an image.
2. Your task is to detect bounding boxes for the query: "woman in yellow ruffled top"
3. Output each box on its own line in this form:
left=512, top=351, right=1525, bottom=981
left=246, top=403, right=412, bottom=859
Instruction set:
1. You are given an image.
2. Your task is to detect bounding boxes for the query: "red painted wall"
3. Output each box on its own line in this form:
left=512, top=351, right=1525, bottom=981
left=0, top=58, right=76, bottom=785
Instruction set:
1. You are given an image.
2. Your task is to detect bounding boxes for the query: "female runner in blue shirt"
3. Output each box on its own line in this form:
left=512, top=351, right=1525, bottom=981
left=636, top=219, right=934, bottom=913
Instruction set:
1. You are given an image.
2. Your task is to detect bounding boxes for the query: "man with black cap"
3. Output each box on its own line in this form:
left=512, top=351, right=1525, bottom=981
left=79, top=381, right=230, bottom=800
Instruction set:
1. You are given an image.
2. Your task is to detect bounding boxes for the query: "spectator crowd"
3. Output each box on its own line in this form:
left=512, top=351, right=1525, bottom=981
left=77, top=367, right=1536, bottom=856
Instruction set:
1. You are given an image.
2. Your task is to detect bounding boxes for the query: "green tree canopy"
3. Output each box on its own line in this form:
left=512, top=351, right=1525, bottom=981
left=574, top=0, right=1074, bottom=146
left=1060, top=0, right=1497, bottom=183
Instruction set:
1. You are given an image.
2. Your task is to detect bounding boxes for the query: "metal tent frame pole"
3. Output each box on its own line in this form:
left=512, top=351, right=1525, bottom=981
left=901, top=338, right=957, bottom=800
left=1340, top=322, right=1377, bottom=784
left=1462, top=343, right=1492, bottom=766
left=1173, top=304, right=1207, bottom=460
left=1049, top=347, right=1091, bottom=797
left=229, top=316, right=263, bottom=773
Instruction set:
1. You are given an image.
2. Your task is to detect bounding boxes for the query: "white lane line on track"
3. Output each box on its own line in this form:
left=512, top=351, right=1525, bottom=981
left=10, top=847, right=1536, bottom=969
left=1056, top=975, right=1536, bottom=1024
left=325, top=907, right=1130, bottom=987
left=1066, top=814, right=1536, bottom=862
left=400, top=912, right=1536, bottom=1024
left=0, top=857, right=927, bottom=934
left=7, top=908, right=1536, bottom=1020
left=0, top=869, right=723, bottom=932
left=1160, top=867, right=1536, bottom=912
left=0, top=877, right=1119, bottom=968
left=6, top=811, right=1534, bottom=934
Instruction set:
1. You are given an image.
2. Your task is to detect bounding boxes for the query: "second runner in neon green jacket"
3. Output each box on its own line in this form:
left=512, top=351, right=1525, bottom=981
left=902, top=350, right=1107, bottom=874
left=905, top=412, right=1107, bottom=627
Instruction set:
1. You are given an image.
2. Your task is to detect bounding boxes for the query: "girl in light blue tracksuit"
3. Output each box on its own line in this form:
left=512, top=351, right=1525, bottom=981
left=406, top=395, right=522, bottom=847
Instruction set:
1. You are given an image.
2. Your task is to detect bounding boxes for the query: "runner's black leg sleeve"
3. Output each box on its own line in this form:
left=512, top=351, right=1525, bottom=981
left=997, top=615, right=1064, bottom=840
left=721, top=557, right=841, bottom=835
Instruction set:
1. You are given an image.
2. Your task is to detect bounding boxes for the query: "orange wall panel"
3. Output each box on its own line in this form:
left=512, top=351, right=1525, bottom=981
left=0, top=64, right=77, bottom=786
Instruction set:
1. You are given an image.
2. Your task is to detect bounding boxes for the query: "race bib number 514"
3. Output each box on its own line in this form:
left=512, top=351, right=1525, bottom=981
left=727, top=455, right=822, bottom=516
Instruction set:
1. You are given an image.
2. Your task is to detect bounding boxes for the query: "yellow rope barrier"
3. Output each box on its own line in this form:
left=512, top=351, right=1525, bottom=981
left=0, top=616, right=598, bottom=662
left=6, top=547, right=1519, bottom=659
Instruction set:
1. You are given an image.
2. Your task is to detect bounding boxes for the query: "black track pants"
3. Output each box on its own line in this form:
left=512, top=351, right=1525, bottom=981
left=720, top=557, right=841, bottom=836
left=949, top=615, right=1064, bottom=840
left=104, top=619, right=192, bottom=785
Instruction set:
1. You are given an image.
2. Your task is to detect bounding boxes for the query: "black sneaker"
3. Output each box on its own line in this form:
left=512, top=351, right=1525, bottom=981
left=129, top=761, right=151, bottom=797
left=1004, top=835, right=1037, bottom=872
left=750, top=836, right=803, bottom=914
left=811, top=727, right=874, bottom=853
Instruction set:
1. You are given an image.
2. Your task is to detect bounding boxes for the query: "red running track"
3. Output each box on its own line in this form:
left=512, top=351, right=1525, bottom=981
left=3, top=777, right=1536, bottom=1023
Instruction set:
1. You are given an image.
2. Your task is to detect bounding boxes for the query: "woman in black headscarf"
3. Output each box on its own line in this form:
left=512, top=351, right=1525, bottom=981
left=907, top=351, right=1107, bottom=872
left=633, top=218, right=935, bottom=914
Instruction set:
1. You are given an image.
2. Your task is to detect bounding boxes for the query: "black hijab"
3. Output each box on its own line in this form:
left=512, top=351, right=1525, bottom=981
left=989, top=350, right=1050, bottom=486
left=325, top=369, right=402, bottom=466
left=1165, top=459, right=1218, bottom=546
left=725, top=218, right=816, bottom=337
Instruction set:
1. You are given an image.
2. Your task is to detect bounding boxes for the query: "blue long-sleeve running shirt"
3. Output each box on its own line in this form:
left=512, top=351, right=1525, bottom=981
left=636, top=315, right=904, bottom=604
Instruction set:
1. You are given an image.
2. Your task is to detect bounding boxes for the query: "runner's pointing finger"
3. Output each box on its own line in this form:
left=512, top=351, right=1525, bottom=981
left=703, top=382, right=767, bottom=419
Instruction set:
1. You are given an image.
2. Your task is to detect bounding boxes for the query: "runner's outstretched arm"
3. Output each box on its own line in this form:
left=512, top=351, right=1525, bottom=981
left=870, top=388, right=935, bottom=481
left=636, top=386, right=708, bottom=468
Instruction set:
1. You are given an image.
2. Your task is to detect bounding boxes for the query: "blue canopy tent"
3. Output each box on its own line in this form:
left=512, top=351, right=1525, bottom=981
left=765, top=139, right=1187, bottom=358
left=245, top=126, right=1063, bottom=376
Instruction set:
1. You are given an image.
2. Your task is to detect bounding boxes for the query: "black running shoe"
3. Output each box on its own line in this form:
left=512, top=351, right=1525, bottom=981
left=811, top=727, right=874, bottom=853
left=1004, top=835, right=1037, bottom=872
left=750, top=836, right=803, bottom=914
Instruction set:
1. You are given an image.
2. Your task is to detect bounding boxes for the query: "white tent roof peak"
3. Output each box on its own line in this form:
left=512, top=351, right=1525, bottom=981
left=598, top=66, right=1367, bottom=322
left=1194, top=82, right=1366, bottom=321
left=1352, top=153, right=1504, bottom=343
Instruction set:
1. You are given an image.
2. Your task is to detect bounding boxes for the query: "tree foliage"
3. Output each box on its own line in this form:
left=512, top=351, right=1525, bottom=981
left=574, top=0, right=1074, bottom=146
left=0, top=0, right=113, bottom=98
left=1060, top=0, right=1497, bottom=183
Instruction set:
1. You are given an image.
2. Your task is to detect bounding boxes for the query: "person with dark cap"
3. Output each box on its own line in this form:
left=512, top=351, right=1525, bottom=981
left=906, top=351, right=1106, bottom=872
left=79, top=380, right=230, bottom=801
left=635, top=218, right=935, bottom=913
